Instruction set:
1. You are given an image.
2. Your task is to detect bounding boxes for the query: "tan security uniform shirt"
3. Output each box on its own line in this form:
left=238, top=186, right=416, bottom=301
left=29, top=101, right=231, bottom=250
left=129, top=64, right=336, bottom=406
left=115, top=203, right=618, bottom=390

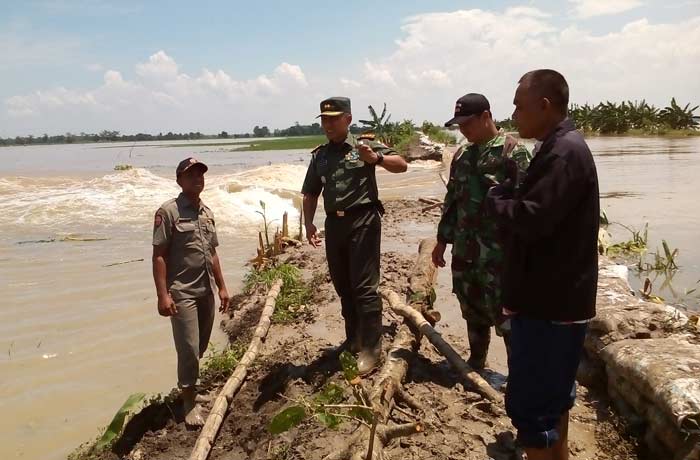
left=152, top=193, right=218, bottom=300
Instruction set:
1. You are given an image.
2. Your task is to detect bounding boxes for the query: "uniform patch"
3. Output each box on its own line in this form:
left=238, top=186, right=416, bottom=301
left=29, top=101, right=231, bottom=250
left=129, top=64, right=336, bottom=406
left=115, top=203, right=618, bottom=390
left=154, top=213, right=163, bottom=228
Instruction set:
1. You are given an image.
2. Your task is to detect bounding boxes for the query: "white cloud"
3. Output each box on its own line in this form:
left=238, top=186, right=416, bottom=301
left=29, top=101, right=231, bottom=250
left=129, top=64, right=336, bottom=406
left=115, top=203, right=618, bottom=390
left=3, top=51, right=312, bottom=134
left=135, top=50, right=179, bottom=80
left=353, top=8, right=700, bottom=124
left=340, top=78, right=362, bottom=89
left=2, top=7, right=699, bottom=136
left=363, top=61, right=396, bottom=86
left=569, top=0, right=644, bottom=18
left=274, top=63, right=308, bottom=88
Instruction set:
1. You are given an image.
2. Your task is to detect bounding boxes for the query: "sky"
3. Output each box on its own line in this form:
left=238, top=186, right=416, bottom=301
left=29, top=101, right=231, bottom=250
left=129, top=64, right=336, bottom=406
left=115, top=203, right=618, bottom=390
left=1, top=0, right=699, bottom=137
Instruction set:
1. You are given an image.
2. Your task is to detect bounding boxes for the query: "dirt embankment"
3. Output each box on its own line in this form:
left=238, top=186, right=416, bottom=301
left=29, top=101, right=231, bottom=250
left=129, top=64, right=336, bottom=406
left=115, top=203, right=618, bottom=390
left=86, top=200, right=645, bottom=460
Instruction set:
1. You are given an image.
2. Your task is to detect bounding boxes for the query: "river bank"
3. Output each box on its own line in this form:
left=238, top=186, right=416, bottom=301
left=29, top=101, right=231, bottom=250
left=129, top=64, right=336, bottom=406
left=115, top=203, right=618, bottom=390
left=71, top=199, right=700, bottom=460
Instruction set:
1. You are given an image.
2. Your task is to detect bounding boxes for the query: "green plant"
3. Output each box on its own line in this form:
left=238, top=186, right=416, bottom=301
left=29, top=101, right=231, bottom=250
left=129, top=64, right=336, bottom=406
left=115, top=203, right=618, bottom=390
left=606, top=223, right=648, bottom=255
left=201, top=341, right=246, bottom=381
left=256, top=200, right=277, bottom=250
left=244, top=264, right=313, bottom=323
left=359, top=103, right=393, bottom=142
left=420, top=121, right=456, bottom=145
left=268, top=352, right=375, bottom=435
left=96, top=392, right=146, bottom=450
left=660, top=98, right=699, bottom=130
left=637, top=240, right=679, bottom=273
left=113, top=164, right=133, bottom=171
left=639, top=278, right=665, bottom=303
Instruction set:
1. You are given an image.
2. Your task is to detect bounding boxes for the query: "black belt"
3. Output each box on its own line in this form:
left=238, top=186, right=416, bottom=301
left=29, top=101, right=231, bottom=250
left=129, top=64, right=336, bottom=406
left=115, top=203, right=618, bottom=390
left=329, top=201, right=384, bottom=218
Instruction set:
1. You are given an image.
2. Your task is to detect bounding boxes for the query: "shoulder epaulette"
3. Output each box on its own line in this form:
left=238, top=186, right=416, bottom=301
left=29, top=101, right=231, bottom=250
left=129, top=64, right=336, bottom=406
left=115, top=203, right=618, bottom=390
left=310, top=144, right=324, bottom=154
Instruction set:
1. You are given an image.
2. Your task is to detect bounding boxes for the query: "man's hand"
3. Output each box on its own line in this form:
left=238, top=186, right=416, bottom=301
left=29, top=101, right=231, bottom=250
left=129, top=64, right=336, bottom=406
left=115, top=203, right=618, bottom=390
left=432, top=241, right=447, bottom=268
left=306, top=223, right=321, bottom=247
left=218, top=287, right=231, bottom=313
left=357, top=143, right=379, bottom=164
left=157, top=293, right=177, bottom=317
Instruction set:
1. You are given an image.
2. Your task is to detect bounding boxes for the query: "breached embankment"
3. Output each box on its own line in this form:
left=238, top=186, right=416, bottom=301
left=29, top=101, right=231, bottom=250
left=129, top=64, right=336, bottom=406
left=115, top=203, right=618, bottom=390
left=70, top=199, right=700, bottom=460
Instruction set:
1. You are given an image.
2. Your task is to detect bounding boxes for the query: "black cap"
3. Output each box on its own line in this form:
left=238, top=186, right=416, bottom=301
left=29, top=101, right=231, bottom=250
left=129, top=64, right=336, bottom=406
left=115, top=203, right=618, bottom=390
left=317, top=97, right=351, bottom=117
left=444, top=93, right=490, bottom=127
left=176, top=157, right=208, bottom=177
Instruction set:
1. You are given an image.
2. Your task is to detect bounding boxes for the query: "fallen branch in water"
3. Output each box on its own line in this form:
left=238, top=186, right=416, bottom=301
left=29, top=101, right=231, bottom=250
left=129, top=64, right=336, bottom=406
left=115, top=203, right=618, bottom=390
left=103, top=258, right=144, bottom=267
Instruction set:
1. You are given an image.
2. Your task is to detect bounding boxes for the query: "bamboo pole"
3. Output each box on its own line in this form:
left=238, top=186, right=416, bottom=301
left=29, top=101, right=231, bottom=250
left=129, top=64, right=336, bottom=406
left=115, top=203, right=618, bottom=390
left=189, top=279, right=283, bottom=460
left=380, top=289, right=503, bottom=403
left=282, top=212, right=289, bottom=238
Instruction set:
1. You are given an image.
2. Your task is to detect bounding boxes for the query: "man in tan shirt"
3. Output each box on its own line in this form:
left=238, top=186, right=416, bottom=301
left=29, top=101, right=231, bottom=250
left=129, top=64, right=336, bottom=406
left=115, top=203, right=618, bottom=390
left=152, top=157, right=230, bottom=426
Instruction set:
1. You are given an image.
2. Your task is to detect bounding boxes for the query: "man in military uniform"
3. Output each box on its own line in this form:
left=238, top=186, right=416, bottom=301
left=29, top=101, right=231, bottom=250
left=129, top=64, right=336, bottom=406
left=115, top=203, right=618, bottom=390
left=432, top=93, right=530, bottom=370
left=301, top=97, right=407, bottom=375
left=152, top=157, right=231, bottom=426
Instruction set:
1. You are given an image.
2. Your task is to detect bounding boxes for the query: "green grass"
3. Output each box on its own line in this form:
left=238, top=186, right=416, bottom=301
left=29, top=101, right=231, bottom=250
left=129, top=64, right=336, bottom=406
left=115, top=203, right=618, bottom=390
left=244, top=263, right=313, bottom=323
left=201, top=340, right=247, bottom=381
left=154, top=135, right=327, bottom=150
left=232, top=135, right=327, bottom=151
left=394, top=132, right=420, bottom=157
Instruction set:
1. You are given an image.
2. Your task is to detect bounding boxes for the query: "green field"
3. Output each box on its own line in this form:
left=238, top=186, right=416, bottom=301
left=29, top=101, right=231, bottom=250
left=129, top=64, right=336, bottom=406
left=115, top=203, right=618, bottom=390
left=153, top=135, right=327, bottom=151
left=231, top=135, right=327, bottom=151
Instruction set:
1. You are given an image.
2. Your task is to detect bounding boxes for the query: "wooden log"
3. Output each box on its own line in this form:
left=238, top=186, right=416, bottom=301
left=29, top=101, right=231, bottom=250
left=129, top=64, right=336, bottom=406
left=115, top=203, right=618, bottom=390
left=324, top=241, right=437, bottom=460
left=407, top=239, right=440, bottom=324
left=381, top=289, right=503, bottom=403
left=408, top=239, right=437, bottom=303
left=323, top=321, right=420, bottom=460
left=273, top=230, right=283, bottom=256
left=421, top=202, right=442, bottom=213
left=282, top=212, right=289, bottom=238
left=189, top=279, right=283, bottom=460
left=258, top=232, right=265, bottom=253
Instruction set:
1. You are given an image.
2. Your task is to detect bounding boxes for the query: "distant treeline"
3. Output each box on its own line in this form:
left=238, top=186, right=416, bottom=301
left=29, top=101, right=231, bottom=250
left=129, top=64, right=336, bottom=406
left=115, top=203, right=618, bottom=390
left=0, top=123, right=366, bottom=146
left=0, top=130, right=209, bottom=146
left=497, top=98, right=699, bottom=135
left=3, top=98, right=697, bottom=146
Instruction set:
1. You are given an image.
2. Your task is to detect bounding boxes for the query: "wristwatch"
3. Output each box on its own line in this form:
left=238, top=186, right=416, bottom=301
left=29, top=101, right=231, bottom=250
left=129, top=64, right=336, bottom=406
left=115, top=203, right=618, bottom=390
left=375, top=151, right=384, bottom=165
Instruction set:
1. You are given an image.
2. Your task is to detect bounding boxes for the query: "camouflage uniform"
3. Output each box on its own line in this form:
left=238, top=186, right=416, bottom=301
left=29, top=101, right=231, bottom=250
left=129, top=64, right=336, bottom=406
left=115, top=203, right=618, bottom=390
left=437, top=133, right=530, bottom=367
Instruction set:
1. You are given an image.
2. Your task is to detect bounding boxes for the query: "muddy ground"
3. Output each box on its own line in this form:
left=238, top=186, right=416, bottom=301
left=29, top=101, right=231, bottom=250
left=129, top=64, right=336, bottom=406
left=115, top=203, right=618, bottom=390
left=92, top=199, right=644, bottom=460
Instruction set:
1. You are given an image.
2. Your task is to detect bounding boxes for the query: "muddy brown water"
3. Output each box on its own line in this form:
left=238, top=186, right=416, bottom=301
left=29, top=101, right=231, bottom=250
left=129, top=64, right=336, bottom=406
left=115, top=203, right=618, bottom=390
left=1, top=135, right=698, bottom=459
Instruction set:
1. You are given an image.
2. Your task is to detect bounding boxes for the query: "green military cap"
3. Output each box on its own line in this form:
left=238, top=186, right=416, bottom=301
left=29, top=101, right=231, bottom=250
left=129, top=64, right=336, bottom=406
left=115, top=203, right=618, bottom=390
left=317, top=97, right=351, bottom=117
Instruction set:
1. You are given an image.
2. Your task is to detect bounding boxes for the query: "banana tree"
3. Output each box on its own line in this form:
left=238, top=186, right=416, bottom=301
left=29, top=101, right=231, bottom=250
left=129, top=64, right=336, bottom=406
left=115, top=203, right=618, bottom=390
left=660, top=98, right=699, bottom=129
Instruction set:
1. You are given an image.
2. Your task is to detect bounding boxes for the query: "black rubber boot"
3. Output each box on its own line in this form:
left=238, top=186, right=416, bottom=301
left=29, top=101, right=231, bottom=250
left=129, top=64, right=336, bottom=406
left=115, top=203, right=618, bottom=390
left=466, top=323, right=491, bottom=370
left=357, top=311, right=383, bottom=375
left=343, top=312, right=361, bottom=354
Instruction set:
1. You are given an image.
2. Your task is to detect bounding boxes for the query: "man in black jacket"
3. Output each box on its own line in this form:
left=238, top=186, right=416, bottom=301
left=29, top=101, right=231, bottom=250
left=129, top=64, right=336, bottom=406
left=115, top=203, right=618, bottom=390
left=486, top=69, right=599, bottom=460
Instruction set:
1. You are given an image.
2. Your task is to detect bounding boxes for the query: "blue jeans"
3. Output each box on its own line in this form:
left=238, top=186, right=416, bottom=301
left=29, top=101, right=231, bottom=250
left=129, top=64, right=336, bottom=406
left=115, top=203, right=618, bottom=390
left=505, top=315, right=587, bottom=448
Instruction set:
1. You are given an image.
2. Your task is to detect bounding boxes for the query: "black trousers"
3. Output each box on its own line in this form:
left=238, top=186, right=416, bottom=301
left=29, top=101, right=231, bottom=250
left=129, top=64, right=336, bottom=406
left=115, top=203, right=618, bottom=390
left=325, top=207, right=382, bottom=320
